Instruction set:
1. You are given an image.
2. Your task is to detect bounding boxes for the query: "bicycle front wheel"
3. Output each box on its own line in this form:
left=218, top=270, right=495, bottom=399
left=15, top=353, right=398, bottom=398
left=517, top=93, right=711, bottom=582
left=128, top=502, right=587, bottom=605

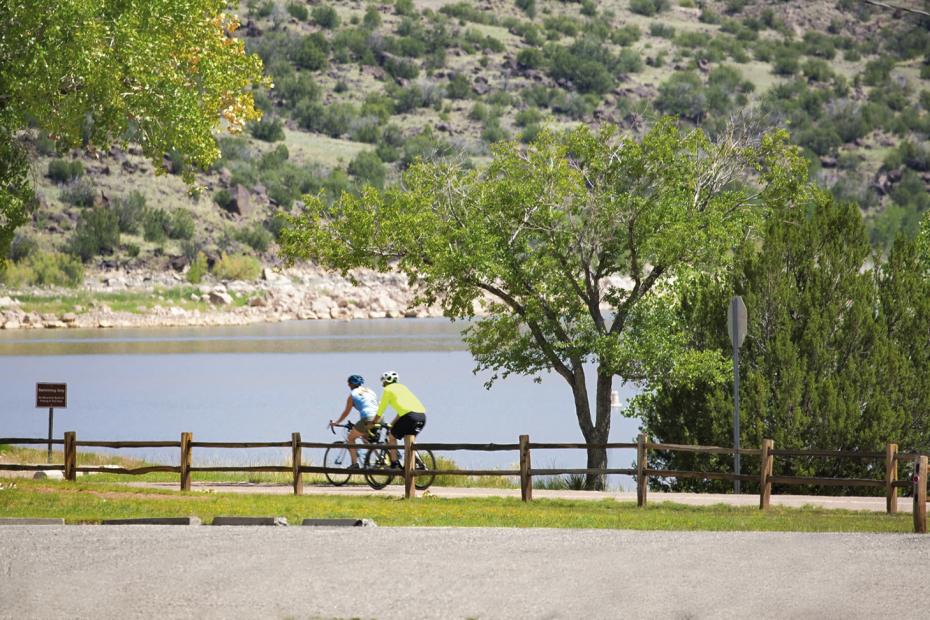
left=323, top=443, right=352, bottom=486
left=364, top=446, right=395, bottom=490
left=414, top=449, right=436, bottom=490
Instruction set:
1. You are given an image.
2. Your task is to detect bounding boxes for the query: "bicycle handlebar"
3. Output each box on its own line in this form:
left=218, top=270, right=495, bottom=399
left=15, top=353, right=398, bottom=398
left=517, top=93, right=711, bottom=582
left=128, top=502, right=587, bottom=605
left=329, top=420, right=391, bottom=435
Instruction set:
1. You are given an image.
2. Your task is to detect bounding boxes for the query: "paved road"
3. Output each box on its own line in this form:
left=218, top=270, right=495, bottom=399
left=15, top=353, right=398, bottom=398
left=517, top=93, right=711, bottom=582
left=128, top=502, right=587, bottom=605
left=126, top=480, right=917, bottom=512
left=1, top=525, right=928, bottom=620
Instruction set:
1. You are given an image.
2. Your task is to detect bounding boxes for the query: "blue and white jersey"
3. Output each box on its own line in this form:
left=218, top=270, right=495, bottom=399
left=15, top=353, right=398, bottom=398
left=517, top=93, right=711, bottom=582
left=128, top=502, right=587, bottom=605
left=350, top=386, right=379, bottom=419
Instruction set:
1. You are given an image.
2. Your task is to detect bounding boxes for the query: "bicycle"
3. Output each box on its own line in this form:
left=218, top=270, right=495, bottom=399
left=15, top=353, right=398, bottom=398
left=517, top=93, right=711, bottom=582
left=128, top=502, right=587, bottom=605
left=325, top=420, right=436, bottom=490
left=362, top=424, right=436, bottom=491
left=324, top=421, right=369, bottom=486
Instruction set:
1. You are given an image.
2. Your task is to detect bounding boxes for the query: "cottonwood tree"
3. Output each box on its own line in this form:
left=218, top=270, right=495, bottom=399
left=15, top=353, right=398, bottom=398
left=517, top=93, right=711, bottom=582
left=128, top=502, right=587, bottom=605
left=277, top=114, right=809, bottom=489
left=0, top=0, right=268, bottom=253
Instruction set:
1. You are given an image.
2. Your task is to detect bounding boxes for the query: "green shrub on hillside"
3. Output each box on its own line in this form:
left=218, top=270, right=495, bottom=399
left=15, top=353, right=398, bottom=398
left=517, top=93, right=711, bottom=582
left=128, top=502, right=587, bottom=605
left=68, top=207, right=120, bottom=261
left=516, top=0, right=535, bottom=18
left=610, top=24, right=642, bottom=47
left=630, top=0, right=669, bottom=18
left=348, top=150, right=387, bottom=189
left=360, top=92, right=395, bottom=124
left=295, top=34, right=329, bottom=71
left=864, top=55, right=896, bottom=86
left=363, top=5, right=381, bottom=28
left=214, top=189, right=232, bottom=210
left=47, top=159, right=84, bottom=184
left=287, top=2, right=308, bottom=21
left=248, top=118, right=285, bottom=142
left=6, top=234, right=35, bottom=264
left=212, top=252, right=261, bottom=281
left=59, top=179, right=96, bottom=207
left=110, top=191, right=146, bottom=234
left=649, top=22, right=676, bottom=39
left=236, top=222, right=274, bottom=253
left=142, top=208, right=196, bottom=243
left=217, top=136, right=252, bottom=162
left=351, top=118, right=381, bottom=144
left=521, top=85, right=559, bottom=108
left=1, top=251, right=84, bottom=288
left=654, top=71, right=707, bottom=122
left=439, top=2, right=494, bottom=25
left=36, top=131, right=57, bottom=156
left=480, top=117, right=510, bottom=144
left=771, top=47, right=801, bottom=75
left=515, top=107, right=543, bottom=127
left=258, top=144, right=290, bottom=171
left=169, top=209, right=195, bottom=241
left=395, top=0, right=415, bottom=17
left=312, top=5, right=341, bottom=29
left=143, top=208, right=171, bottom=243
left=186, top=252, right=208, bottom=284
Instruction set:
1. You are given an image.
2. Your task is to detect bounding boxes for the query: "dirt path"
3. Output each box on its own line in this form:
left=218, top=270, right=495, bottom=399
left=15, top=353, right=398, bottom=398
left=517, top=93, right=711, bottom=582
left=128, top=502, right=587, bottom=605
left=116, top=480, right=914, bottom=513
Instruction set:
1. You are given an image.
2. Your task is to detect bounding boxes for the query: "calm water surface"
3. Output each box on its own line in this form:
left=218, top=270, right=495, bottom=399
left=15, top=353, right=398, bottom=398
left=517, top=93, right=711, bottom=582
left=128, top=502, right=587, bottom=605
left=0, top=319, right=641, bottom=485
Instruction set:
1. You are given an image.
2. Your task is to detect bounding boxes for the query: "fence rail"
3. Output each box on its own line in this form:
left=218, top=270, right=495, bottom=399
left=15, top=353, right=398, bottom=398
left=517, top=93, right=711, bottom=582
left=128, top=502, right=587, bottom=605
left=2, top=432, right=927, bottom=533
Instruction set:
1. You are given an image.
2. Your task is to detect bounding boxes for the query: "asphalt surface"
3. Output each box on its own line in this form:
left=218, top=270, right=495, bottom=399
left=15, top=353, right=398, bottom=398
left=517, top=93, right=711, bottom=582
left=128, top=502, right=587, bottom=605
left=1, top=525, right=929, bottom=620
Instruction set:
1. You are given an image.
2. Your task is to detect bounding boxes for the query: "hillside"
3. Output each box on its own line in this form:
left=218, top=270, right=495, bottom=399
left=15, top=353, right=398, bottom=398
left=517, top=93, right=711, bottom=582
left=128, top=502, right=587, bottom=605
left=9, top=0, right=930, bottom=285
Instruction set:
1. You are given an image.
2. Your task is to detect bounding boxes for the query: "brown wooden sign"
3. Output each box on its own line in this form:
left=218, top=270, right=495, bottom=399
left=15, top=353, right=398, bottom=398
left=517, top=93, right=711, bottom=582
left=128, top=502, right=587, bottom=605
left=36, top=383, right=67, bottom=408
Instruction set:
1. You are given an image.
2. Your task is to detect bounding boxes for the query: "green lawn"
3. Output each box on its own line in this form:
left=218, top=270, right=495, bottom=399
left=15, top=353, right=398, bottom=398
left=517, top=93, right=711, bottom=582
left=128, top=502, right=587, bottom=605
left=0, top=478, right=914, bottom=532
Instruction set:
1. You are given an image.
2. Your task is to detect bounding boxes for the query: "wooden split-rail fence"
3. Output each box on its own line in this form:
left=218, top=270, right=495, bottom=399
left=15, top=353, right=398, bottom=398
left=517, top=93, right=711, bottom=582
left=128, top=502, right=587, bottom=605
left=2, top=432, right=927, bottom=533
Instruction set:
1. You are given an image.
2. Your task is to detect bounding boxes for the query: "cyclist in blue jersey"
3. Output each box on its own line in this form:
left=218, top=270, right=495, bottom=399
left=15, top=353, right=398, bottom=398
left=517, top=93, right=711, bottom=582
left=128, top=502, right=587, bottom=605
left=329, top=374, right=379, bottom=468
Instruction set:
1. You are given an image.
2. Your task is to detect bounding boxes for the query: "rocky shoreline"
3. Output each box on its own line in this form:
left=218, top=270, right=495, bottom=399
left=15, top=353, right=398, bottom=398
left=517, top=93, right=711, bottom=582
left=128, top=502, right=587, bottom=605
left=0, top=264, right=501, bottom=330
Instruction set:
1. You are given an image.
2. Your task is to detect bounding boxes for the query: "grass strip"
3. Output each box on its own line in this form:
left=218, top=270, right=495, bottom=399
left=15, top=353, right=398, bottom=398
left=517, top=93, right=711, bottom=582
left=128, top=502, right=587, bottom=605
left=0, top=479, right=914, bottom=532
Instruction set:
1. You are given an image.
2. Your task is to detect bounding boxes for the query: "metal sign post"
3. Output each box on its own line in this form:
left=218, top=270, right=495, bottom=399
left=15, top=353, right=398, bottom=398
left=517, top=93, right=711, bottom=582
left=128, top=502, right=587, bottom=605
left=727, top=297, right=747, bottom=494
left=36, top=383, right=67, bottom=464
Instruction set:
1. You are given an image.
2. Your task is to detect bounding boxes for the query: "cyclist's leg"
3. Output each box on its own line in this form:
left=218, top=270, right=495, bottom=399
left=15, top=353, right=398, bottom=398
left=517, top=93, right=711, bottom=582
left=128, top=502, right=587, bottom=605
left=346, top=428, right=363, bottom=464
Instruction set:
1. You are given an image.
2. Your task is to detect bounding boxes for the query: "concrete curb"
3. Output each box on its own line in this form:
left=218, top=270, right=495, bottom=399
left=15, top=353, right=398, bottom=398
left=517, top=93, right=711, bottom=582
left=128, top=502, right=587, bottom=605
left=211, top=516, right=287, bottom=526
left=102, top=517, right=201, bottom=526
left=0, top=518, right=65, bottom=525
left=301, top=518, right=377, bottom=527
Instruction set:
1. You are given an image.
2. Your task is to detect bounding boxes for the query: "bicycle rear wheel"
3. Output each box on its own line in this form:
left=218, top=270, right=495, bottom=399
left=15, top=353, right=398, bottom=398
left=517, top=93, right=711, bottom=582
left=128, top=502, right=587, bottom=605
left=364, top=446, right=396, bottom=490
left=414, top=449, right=436, bottom=490
left=323, top=443, right=352, bottom=486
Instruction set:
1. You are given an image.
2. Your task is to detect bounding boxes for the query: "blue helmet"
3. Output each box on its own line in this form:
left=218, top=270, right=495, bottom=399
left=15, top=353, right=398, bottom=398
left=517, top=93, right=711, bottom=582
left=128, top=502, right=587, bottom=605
left=347, top=374, right=364, bottom=388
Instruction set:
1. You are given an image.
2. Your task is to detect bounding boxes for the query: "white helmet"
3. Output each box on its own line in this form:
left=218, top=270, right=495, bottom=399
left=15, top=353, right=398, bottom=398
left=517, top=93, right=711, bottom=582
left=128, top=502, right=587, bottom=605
left=380, top=371, right=398, bottom=385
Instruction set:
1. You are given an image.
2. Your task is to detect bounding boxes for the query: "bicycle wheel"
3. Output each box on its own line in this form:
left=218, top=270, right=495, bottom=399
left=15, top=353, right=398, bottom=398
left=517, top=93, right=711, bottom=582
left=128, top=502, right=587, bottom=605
left=414, top=449, right=436, bottom=490
left=364, top=446, right=395, bottom=490
left=323, top=443, right=352, bottom=486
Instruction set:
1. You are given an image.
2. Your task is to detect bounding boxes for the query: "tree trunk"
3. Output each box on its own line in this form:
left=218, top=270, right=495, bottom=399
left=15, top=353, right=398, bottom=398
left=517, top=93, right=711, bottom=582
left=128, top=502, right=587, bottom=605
left=570, top=366, right=613, bottom=491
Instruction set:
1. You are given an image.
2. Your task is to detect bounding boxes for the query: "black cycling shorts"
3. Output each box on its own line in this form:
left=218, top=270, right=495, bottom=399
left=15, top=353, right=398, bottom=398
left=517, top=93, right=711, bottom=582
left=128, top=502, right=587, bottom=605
left=390, top=412, right=426, bottom=439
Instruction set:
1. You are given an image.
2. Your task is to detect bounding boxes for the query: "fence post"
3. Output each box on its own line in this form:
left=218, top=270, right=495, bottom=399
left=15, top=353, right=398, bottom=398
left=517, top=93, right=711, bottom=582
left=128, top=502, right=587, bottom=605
left=759, top=439, right=773, bottom=510
left=520, top=435, right=532, bottom=502
left=180, top=432, right=192, bottom=492
left=64, top=431, right=76, bottom=482
left=886, top=443, right=898, bottom=514
left=292, top=432, right=303, bottom=496
left=404, top=434, right=415, bottom=499
left=914, top=455, right=927, bottom=534
left=637, top=434, right=648, bottom=507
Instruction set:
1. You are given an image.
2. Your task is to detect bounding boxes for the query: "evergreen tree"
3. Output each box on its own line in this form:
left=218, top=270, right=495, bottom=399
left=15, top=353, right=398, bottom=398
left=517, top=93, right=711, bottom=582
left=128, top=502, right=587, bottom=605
left=636, top=192, right=930, bottom=494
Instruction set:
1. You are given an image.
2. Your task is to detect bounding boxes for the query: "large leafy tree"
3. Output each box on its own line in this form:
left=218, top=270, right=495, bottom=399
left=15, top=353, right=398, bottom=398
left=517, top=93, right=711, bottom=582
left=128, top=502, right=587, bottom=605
left=637, top=192, right=930, bottom=494
left=0, top=0, right=268, bottom=253
left=277, top=115, right=808, bottom=489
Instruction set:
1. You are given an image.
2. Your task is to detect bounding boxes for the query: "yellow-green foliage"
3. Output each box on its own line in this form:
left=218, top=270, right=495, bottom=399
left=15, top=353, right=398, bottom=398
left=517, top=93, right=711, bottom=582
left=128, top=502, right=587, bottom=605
left=211, top=251, right=261, bottom=281
left=0, top=252, right=84, bottom=288
left=186, top=251, right=208, bottom=284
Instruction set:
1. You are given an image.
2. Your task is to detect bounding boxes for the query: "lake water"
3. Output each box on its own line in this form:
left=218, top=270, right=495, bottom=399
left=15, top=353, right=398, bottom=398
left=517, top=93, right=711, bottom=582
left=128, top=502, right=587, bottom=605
left=0, top=319, right=642, bottom=488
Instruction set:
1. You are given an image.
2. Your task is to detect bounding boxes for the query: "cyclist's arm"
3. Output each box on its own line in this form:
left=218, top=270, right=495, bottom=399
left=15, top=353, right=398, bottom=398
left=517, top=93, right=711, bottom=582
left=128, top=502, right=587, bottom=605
left=330, top=396, right=354, bottom=427
left=373, top=391, right=394, bottom=425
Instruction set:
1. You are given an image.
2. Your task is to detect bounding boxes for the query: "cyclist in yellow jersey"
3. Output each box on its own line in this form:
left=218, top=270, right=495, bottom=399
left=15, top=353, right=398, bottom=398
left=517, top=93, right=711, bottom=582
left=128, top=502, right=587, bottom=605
left=373, top=371, right=426, bottom=469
